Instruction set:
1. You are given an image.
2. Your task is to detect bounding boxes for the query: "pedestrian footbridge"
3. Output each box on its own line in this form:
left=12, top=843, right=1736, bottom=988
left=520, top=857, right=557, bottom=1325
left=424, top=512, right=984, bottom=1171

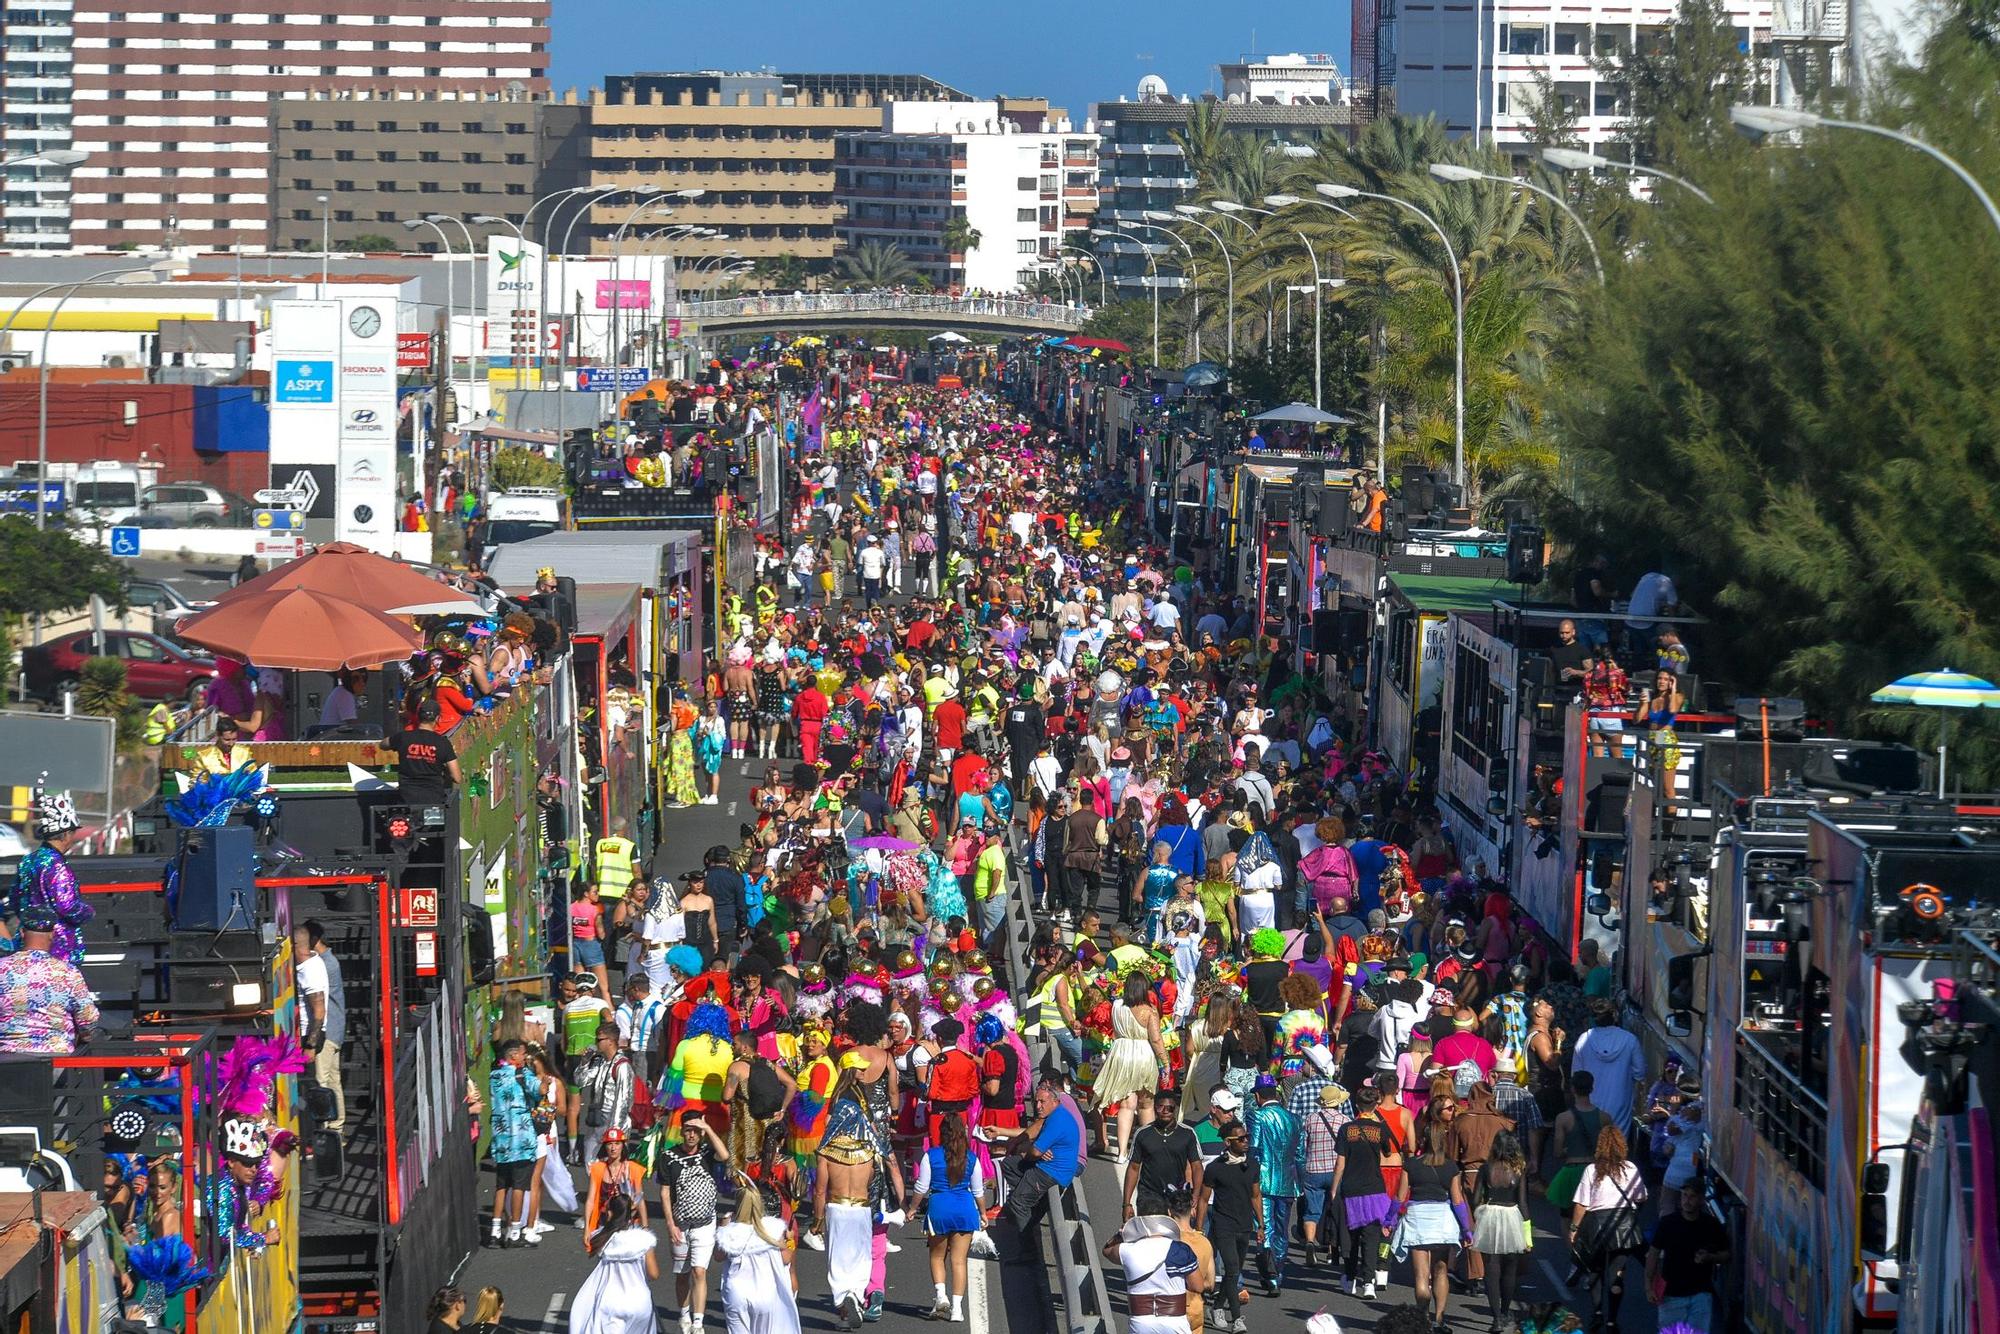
left=661, top=291, right=1091, bottom=338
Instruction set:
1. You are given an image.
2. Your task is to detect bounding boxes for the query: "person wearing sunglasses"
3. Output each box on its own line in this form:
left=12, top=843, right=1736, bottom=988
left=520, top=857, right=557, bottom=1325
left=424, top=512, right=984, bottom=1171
left=1194, top=1121, right=1261, bottom=1333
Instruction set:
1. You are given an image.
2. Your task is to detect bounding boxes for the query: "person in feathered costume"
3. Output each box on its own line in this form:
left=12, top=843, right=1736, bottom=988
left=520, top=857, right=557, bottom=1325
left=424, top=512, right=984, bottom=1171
left=839, top=964, right=889, bottom=1011
left=664, top=956, right=739, bottom=1060
left=793, top=961, right=836, bottom=1028
left=4, top=775, right=94, bottom=964
left=214, top=1034, right=310, bottom=1118
left=207, top=1114, right=283, bottom=1254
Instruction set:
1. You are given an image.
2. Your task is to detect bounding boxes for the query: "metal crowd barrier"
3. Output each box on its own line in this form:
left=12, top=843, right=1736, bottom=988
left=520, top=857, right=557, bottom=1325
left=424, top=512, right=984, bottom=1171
left=999, top=823, right=1117, bottom=1334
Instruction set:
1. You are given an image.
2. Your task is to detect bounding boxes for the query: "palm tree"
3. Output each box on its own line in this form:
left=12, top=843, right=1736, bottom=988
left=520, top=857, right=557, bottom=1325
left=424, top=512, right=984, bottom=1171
left=1170, top=102, right=1231, bottom=181
left=943, top=214, right=982, bottom=257
left=836, top=239, right=924, bottom=290
left=753, top=252, right=809, bottom=290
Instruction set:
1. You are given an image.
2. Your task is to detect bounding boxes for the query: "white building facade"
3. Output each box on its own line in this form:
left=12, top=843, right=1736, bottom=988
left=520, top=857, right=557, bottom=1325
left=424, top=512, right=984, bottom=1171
left=834, top=100, right=1096, bottom=294
left=1387, top=0, right=1852, bottom=158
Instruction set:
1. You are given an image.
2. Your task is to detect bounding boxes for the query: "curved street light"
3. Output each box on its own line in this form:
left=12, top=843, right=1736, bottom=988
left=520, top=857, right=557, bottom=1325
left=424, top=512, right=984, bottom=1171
left=1056, top=244, right=1105, bottom=306
left=1117, top=220, right=1201, bottom=362
left=1214, top=198, right=1330, bottom=409
left=1730, top=104, right=2000, bottom=241
left=1427, top=162, right=1606, bottom=286
left=0, top=262, right=179, bottom=529
left=1166, top=205, right=1237, bottom=365
left=404, top=216, right=460, bottom=411
left=1317, top=182, right=1466, bottom=486
left=1540, top=147, right=1714, bottom=205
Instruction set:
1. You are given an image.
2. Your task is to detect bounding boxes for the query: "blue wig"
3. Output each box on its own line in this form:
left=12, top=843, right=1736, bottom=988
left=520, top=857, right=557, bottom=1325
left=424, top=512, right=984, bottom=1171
left=685, top=1000, right=733, bottom=1045
left=974, top=1013, right=1005, bottom=1047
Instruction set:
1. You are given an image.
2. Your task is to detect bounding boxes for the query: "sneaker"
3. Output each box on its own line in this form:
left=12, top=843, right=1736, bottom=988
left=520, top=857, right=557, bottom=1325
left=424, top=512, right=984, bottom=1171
left=840, top=1296, right=861, bottom=1330
left=864, top=1293, right=884, bottom=1323
left=679, top=1315, right=693, bottom=1334
left=1229, top=1320, right=1248, bottom=1334
left=885, top=1239, right=902, bottom=1254
left=521, top=1229, right=541, bottom=1247
left=1376, top=1269, right=1390, bottom=1287
left=802, top=1231, right=826, bottom=1251
left=1360, top=1282, right=1378, bottom=1300
left=925, top=1301, right=950, bottom=1322
left=531, top=1221, right=554, bottom=1237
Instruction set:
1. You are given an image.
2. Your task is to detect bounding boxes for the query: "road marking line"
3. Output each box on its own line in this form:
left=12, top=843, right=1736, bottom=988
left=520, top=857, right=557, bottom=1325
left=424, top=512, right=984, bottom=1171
left=728, top=800, right=739, bottom=816
left=541, top=1291, right=567, bottom=1331
left=969, top=1233, right=990, bottom=1334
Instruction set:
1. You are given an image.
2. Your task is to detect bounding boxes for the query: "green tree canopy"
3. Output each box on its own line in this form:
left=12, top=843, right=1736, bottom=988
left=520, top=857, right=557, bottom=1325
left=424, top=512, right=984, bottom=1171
left=1552, top=21, right=2000, bottom=777
left=0, top=519, right=129, bottom=620
left=836, top=239, right=926, bottom=289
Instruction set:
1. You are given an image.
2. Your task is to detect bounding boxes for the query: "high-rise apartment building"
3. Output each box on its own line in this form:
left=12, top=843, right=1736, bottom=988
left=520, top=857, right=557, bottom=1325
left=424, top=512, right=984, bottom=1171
left=834, top=100, right=1098, bottom=293
left=269, top=89, right=575, bottom=253
left=1, top=0, right=78, bottom=249
left=1386, top=0, right=1848, bottom=158
left=580, top=71, right=966, bottom=271
left=1091, top=67, right=1357, bottom=298
left=64, top=0, right=550, bottom=251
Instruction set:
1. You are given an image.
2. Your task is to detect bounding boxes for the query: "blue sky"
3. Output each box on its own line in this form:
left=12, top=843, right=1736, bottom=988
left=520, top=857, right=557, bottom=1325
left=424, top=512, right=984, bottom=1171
left=549, top=0, right=1353, bottom=124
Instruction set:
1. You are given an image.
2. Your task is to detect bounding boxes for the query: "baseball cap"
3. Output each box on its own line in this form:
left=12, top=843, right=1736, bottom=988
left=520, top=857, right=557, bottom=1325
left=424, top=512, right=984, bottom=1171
left=1208, top=1088, right=1242, bottom=1112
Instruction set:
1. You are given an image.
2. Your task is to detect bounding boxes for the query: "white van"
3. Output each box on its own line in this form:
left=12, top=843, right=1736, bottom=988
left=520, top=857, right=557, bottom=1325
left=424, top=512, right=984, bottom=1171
left=481, top=487, right=565, bottom=567
left=70, top=462, right=158, bottom=526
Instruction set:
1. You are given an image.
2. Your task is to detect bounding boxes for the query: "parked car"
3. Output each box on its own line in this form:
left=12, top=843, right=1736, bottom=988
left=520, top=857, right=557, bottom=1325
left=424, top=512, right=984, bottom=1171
left=138, top=483, right=251, bottom=527
left=21, top=629, right=216, bottom=704
left=124, top=578, right=217, bottom=635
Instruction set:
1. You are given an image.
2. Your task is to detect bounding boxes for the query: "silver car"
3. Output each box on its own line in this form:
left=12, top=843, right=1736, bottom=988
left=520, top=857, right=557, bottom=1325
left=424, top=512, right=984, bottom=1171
left=139, top=483, right=249, bottom=527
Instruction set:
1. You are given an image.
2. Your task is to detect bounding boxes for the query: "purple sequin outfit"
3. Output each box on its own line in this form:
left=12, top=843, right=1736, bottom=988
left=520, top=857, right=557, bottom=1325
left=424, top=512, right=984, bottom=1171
left=6, top=845, right=94, bottom=965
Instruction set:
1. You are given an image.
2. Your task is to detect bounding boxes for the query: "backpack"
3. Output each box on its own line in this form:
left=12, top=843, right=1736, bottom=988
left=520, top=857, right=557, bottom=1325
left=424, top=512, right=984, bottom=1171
left=625, top=1059, right=659, bottom=1133
left=746, top=1058, right=789, bottom=1121
left=1451, top=1057, right=1484, bottom=1100
left=928, top=1048, right=980, bottom=1104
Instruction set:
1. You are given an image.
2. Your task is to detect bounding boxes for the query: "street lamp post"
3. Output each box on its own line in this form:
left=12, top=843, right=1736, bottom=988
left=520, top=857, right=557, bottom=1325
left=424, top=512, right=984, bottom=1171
left=1540, top=146, right=1715, bottom=204
left=1057, top=244, right=1105, bottom=306
left=1158, top=207, right=1234, bottom=364
left=428, top=214, right=481, bottom=391
left=1428, top=162, right=1606, bottom=286
left=1113, top=221, right=1199, bottom=361
left=517, top=184, right=617, bottom=387
left=1215, top=198, right=1328, bottom=410
left=1730, top=105, right=2000, bottom=240
left=0, top=265, right=172, bottom=529
left=1317, top=182, right=1466, bottom=487
left=1188, top=203, right=1275, bottom=357
left=404, top=217, right=458, bottom=432
left=555, top=184, right=657, bottom=390
left=1091, top=227, right=1160, bottom=363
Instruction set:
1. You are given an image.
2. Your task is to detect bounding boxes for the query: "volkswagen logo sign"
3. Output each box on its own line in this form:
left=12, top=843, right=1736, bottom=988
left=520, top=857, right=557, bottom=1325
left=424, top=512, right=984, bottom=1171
left=352, top=504, right=374, bottom=525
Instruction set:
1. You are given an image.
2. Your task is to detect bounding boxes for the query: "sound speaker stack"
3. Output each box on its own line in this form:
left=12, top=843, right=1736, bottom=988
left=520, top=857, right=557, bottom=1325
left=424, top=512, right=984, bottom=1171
left=175, top=825, right=256, bottom=931
left=1505, top=523, right=1546, bottom=586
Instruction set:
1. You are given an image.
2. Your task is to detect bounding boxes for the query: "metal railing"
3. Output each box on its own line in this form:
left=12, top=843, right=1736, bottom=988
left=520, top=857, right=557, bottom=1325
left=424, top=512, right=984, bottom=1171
left=998, top=824, right=1116, bottom=1334
left=661, top=291, right=1093, bottom=328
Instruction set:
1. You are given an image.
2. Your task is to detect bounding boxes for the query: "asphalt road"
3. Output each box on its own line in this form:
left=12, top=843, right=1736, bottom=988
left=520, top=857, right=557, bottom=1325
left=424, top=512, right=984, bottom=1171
left=454, top=749, right=1658, bottom=1334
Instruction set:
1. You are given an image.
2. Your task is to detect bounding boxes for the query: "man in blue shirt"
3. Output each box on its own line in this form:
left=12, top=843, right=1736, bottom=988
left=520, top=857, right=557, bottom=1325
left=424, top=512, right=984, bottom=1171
left=1348, top=830, right=1388, bottom=916
left=998, top=1076, right=1080, bottom=1233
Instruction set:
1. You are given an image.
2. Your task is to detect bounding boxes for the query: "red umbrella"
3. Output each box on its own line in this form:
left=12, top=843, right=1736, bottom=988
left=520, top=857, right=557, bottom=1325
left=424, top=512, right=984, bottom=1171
left=175, top=585, right=423, bottom=670
left=1064, top=336, right=1132, bottom=353
left=225, top=541, right=479, bottom=615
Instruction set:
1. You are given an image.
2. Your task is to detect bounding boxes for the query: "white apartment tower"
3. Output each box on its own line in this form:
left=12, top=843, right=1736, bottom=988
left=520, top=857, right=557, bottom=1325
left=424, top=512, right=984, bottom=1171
left=2, top=0, right=77, bottom=248
left=1388, top=0, right=1848, bottom=158
left=62, top=0, right=549, bottom=251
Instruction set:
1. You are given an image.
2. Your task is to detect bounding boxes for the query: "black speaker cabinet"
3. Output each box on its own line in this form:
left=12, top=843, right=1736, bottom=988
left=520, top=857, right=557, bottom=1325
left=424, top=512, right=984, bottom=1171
left=176, top=825, right=257, bottom=931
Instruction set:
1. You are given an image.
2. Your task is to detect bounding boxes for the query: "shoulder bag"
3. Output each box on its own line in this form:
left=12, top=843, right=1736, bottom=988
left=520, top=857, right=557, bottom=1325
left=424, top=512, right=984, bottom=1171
left=1570, top=1166, right=1646, bottom=1270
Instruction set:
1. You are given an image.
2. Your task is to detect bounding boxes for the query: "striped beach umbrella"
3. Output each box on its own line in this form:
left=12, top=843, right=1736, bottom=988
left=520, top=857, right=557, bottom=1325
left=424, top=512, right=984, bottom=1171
left=1870, top=669, right=2000, bottom=796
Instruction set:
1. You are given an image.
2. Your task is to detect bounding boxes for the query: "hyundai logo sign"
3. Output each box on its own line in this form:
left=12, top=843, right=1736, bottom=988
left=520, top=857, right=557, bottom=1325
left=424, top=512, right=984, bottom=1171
left=345, top=406, right=386, bottom=434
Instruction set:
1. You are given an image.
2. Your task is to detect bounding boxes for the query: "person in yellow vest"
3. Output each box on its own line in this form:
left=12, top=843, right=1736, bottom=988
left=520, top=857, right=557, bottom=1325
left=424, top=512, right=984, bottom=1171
left=143, top=701, right=177, bottom=745
left=594, top=818, right=637, bottom=939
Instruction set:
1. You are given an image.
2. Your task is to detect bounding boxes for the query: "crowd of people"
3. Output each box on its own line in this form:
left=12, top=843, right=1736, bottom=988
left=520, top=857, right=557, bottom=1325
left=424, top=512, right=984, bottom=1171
left=460, top=345, right=1724, bottom=1334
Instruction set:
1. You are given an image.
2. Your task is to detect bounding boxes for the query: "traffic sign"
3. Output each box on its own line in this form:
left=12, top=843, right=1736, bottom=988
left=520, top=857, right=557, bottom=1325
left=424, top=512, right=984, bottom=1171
left=254, top=508, right=307, bottom=531
left=255, top=536, right=303, bottom=559
left=575, top=366, right=653, bottom=393
left=109, top=526, right=141, bottom=557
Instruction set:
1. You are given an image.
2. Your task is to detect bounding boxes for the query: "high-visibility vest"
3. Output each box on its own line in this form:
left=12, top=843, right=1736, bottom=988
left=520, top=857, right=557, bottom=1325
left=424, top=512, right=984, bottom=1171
left=595, top=836, right=635, bottom=900
left=143, top=703, right=175, bottom=744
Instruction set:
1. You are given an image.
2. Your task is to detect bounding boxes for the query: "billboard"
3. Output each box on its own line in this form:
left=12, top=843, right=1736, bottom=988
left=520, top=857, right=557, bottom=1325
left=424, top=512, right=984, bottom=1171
left=487, top=234, right=544, bottom=320
left=336, top=295, right=398, bottom=550
left=595, top=279, right=652, bottom=310
left=268, top=301, right=341, bottom=467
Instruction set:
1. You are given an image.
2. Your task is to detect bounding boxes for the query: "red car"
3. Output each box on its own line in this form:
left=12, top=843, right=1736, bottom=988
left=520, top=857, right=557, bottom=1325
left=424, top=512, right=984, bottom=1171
left=22, top=630, right=216, bottom=704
